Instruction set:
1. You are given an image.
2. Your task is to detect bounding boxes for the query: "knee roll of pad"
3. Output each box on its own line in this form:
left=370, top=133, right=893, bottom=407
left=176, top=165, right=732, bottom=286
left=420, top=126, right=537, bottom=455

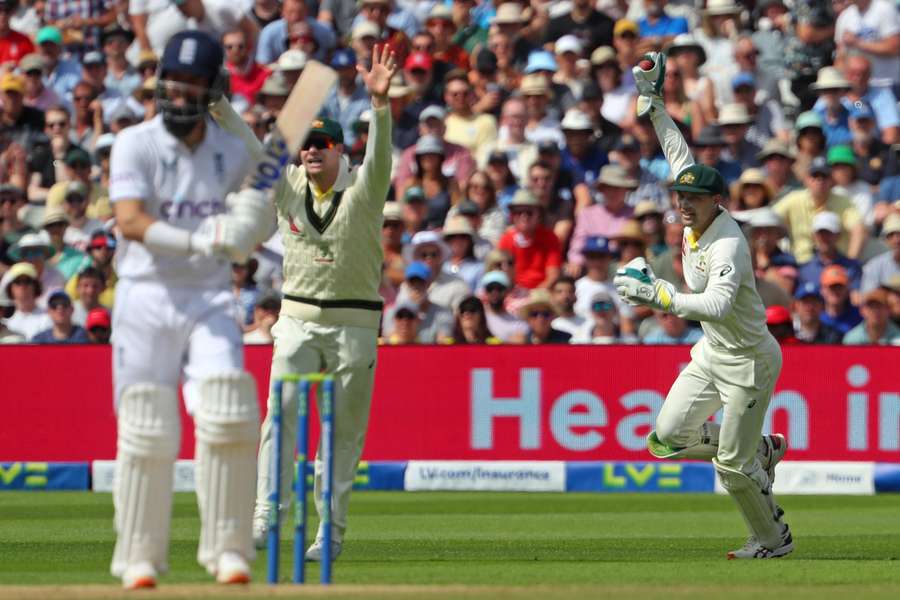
left=195, top=371, right=260, bottom=445
left=117, top=383, right=181, bottom=459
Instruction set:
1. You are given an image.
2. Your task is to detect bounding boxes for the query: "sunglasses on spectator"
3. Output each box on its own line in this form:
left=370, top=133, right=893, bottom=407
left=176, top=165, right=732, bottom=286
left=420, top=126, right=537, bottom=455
left=485, top=283, right=506, bottom=293
left=25, top=69, right=41, bottom=77
left=416, top=250, right=441, bottom=259
left=12, top=277, right=34, bottom=285
left=302, top=136, right=335, bottom=151
left=66, top=194, right=86, bottom=203
left=592, top=301, right=614, bottom=313
left=382, top=220, right=402, bottom=229
left=511, top=209, right=538, bottom=218
left=21, top=248, right=46, bottom=259
left=528, top=310, right=553, bottom=319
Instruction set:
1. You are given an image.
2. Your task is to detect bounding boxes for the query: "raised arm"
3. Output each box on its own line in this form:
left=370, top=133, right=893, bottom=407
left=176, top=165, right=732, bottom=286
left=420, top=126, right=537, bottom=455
left=355, top=45, right=398, bottom=205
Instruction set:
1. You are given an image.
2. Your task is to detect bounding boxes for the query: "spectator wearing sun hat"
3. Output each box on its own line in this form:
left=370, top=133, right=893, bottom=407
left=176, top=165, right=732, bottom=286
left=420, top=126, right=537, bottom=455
left=8, top=232, right=66, bottom=306
left=861, top=212, right=900, bottom=293
left=41, top=205, right=86, bottom=280
left=0, top=273, right=24, bottom=343
left=0, top=262, right=50, bottom=340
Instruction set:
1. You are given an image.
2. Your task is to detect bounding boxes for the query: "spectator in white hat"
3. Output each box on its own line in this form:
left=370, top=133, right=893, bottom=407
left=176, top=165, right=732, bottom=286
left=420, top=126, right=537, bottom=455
left=479, top=269, right=528, bottom=343
left=1, top=262, right=50, bottom=340
left=552, top=35, right=585, bottom=99
left=718, top=103, right=763, bottom=169
left=810, top=67, right=854, bottom=148
left=861, top=213, right=900, bottom=293
left=8, top=232, right=66, bottom=307
left=797, top=211, right=863, bottom=292
left=559, top=108, right=606, bottom=187
left=401, top=230, right=469, bottom=311
left=41, top=205, right=85, bottom=280
left=441, top=216, right=484, bottom=292
left=665, top=34, right=717, bottom=126
left=0, top=274, right=24, bottom=343
left=570, top=288, right=626, bottom=344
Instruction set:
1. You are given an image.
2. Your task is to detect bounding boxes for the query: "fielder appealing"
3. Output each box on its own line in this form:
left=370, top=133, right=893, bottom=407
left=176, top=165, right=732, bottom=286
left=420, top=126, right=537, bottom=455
left=614, top=53, right=793, bottom=559
left=252, top=46, right=398, bottom=560
left=108, top=31, right=276, bottom=588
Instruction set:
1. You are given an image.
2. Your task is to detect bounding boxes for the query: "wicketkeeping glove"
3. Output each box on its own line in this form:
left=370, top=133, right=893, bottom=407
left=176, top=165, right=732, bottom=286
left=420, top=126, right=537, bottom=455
left=632, top=52, right=667, bottom=119
left=614, top=257, right=677, bottom=311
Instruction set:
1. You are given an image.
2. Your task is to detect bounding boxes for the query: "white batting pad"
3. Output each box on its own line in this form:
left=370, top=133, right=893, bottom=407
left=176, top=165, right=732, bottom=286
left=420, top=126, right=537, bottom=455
left=194, top=371, right=260, bottom=573
left=110, top=383, right=181, bottom=577
left=714, top=459, right=783, bottom=549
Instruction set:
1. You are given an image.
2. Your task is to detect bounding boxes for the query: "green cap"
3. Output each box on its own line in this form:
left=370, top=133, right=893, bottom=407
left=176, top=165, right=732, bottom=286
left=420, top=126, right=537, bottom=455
left=670, top=164, right=726, bottom=196
left=36, top=26, right=63, bottom=46
left=308, top=117, right=344, bottom=144
left=795, top=110, right=824, bottom=131
left=827, top=144, right=856, bottom=166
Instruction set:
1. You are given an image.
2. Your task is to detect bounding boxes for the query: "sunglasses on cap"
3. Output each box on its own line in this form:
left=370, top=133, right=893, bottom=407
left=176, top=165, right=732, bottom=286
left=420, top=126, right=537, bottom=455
left=302, top=136, right=335, bottom=151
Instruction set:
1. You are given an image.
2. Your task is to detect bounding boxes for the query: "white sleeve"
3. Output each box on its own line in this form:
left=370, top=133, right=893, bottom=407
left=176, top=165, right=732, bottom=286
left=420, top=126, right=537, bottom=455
left=649, top=101, right=695, bottom=179
left=109, top=129, right=151, bottom=203
left=128, top=0, right=150, bottom=16
left=671, top=238, right=744, bottom=322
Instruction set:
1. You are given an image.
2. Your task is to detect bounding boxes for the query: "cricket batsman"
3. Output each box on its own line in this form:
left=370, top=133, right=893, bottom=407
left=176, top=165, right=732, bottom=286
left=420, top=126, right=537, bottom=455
left=108, top=31, right=276, bottom=588
left=613, top=52, right=793, bottom=559
left=250, top=45, right=398, bottom=560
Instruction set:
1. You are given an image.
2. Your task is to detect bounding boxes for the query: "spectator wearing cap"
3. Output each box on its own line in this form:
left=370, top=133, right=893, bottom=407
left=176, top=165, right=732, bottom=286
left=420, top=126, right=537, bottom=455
left=34, top=26, right=80, bottom=100
left=349, top=20, right=381, bottom=73
left=399, top=185, right=427, bottom=237
left=256, top=0, right=335, bottom=65
left=840, top=54, right=898, bottom=146
left=443, top=70, right=498, bottom=155
left=756, top=139, right=801, bottom=201
left=425, top=4, right=468, bottom=71
left=694, top=0, right=742, bottom=104
left=575, top=82, right=624, bottom=156
left=741, top=207, right=792, bottom=274
left=484, top=147, right=520, bottom=211
left=589, top=46, right=631, bottom=129
left=819, top=264, right=862, bottom=335
left=773, top=156, right=867, bottom=263
left=810, top=67, right=854, bottom=148
left=448, top=295, right=499, bottom=344
left=552, top=35, right=585, bottom=101
left=835, top=0, right=900, bottom=95
left=401, top=230, right=469, bottom=312
left=442, top=216, right=483, bottom=292
left=100, top=24, right=139, bottom=98
left=544, top=0, right=613, bottom=52
left=479, top=268, right=527, bottom=342
left=730, top=72, right=789, bottom=149
left=400, top=50, right=443, bottom=118
left=0, top=182, right=33, bottom=265
left=497, top=190, right=561, bottom=289
left=0, top=1, right=34, bottom=66
left=20, top=52, right=61, bottom=111
left=730, top=36, right=780, bottom=109
left=31, top=289, right=89, bottom=343
left=466, top=47, right=507, bottom=120
left=792, top=281, right=842, bottom=343
left=570, top=288, right=628, bottom=344
left=381, top=299, right=422, bottom=345
left=665, top=34, right=717, bottom=127
left=256, top=71, right=290, bottom=116
left=489, top=3, right=536, bottom=69
left=381, top=201, right=406, bottom=293
left=567, top=165, right=636, bottom=268
left=55, top=180, right=102, bottom=249
left=861, top=212, right=900, bottom=293
left=612, top=218, right=649, bottom=266
left=765, top=305, right=799, bottom=345
left=84, top=306, right=110, bottom=343
left=559, top=108, right=608, bottom=188
left=385, top=261, right=454, bottom=343
left=606, top=134, right=666, bottom=210
left=572, top=235, right=635, bottom=331
left=526, top=160, right=574, bottom=248
left=797, top=210, right=863, bottom=292
left=223, top=28, right=270, bottom=106
left=730, top=168, right=775, bottom=212
left=1, top=72, right=43, bottom=152
left=1, top=261, right=50, bottom=339
left=243, top=291, right=282, bottom=344
left=41, top=204, right=85, bottom=279
left=846, top=101, right=890, bottom=188
left=791, top=112, right=826, bottom=181
left=691, top=125, right=742, bottom=185
left=398, top=135, right=460, bottom=227
left=78, top=50, right=131, bottom=120
left=69, top=265, right=104, bottom=326
left=633, top=201, right=667, bottom=257
left=477, top=97, right=536, bottom=184
left=828, top=145, right=876, bottom=227
left=843, top=289, right=900, bottom=345
left=549, top=274, right=585, bottom=336
left=518, top=288, right=571, bottom=344
left=524, top=50, right=576, bottom=119
left=65, top=229, right=116, bottom=308
left=611, top=19, right=640, bottom=85
left=320, top=48, right=371, bottom=146
left=394, top=104, right=476, bottom=190
left=8, top=232, right=66, bottom=305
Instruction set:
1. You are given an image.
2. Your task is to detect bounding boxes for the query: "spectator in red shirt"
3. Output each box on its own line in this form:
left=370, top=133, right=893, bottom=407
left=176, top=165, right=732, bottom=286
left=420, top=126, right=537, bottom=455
left=425, top=4, right=468, bottom=71
left=498, top=190, right=562, bottom=289
left=0, top=1, right=34, bottom=68
left=223, top=28, right=270, bottom=106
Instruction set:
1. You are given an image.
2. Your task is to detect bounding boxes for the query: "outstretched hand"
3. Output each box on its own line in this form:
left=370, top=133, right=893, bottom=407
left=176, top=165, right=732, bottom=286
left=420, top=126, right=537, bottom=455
left=357, top=44, right=398, bottom=108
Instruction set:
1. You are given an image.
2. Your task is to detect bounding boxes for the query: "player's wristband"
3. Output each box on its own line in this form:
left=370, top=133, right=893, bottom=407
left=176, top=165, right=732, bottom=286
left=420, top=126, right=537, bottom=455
left=143, top=221, right=193, bottom=257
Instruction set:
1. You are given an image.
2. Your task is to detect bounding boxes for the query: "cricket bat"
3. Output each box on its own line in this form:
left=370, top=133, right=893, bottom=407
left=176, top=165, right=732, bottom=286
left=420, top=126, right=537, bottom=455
left=209, top=60, right=338, bottom=191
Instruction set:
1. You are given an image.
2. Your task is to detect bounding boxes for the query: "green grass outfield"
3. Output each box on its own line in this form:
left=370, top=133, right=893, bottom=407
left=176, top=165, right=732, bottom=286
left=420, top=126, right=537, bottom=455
left=1, top=491, right=899, bottom=599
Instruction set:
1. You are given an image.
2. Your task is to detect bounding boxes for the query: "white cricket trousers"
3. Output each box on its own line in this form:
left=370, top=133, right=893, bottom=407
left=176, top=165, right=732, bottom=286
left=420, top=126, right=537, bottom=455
left=655, top=334, right=783, bottom=471
left=255, top=315, right=378, bottom=542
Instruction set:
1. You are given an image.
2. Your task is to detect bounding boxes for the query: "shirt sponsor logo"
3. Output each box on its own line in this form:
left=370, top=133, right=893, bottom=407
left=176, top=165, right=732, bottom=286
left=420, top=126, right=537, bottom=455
left=160, top=199, right=226, bottom=219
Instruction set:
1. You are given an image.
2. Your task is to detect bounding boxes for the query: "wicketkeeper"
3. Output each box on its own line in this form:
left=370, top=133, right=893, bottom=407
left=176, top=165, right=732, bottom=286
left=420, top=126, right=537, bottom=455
left=614, top=52, right=793, bottom=559
left=250, top=46, right=398, bottom=560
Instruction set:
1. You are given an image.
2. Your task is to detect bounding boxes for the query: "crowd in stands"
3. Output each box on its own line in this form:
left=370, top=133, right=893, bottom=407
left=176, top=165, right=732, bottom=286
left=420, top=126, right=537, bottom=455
left=0, top=0, right=898, bottom=348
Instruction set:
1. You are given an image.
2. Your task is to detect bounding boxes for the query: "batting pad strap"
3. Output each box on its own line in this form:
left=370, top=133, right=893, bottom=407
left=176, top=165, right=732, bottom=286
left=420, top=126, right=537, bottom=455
left=195, top=371, right=260, bottom=445
left=714, top=459, right=782, bottom=549
left=117, top=383, right=181, bottom=458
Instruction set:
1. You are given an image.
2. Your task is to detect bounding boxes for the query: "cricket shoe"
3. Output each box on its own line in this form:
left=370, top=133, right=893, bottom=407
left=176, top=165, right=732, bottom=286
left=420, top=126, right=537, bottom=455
left=727, top=524, right=794, bottom=560
left=216, top=551, right=251, bottom=584
left=305, top=539, right=343, bottom=562
left=758, top=433, right=787, bottom=485
left=121, top=561, right=157, bottom=590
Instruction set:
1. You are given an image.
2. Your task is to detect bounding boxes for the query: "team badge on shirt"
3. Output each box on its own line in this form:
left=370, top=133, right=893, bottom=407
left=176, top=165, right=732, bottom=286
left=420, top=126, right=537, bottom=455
left=289, top=217, right=305, bottom=236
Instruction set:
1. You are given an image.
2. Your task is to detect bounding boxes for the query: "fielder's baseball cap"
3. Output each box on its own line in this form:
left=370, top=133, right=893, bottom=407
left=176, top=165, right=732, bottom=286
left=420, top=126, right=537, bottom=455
left=480, top=270, right=511, bottom=289
left=308, top=117, right=343, bottom=144
left=330, top=48, right=356, bottom=69
left=405, top=261, right=432, bottom=281
left=820, top=265, right=849, bottom=287
left=582, top=236, right=613, bottom=256
left=160, top=30, right=224, bottom=81
left=794, top=281, right=822, bottom=301
left=36, top=26, right=63, bottom=46
left=812, top=211, right=841, bottom=234
left=86, top=307, right=112, bottom=330
left=671, top=164, right=727, bottom=196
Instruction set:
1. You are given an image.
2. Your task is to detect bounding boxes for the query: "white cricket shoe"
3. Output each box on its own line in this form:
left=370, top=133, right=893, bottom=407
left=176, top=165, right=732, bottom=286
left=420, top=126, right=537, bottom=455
left=727, top=525, right=794, bottom=560
left=216, top=551, right=251, bottom=584
left=121, top=561, right=157, bottom=590
left=759, top=433, right=787, bottom=485
left=305, top=539, right=343, bottom=562
left=252, top=518, right=268, bottom=550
